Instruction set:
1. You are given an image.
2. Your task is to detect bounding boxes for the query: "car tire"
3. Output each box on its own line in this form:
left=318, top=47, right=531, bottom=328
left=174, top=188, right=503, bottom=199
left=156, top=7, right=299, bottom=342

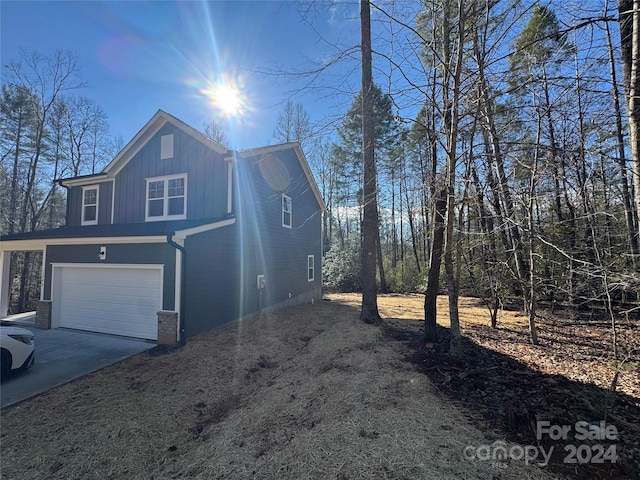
left=0, top=348, right=11, bottom=379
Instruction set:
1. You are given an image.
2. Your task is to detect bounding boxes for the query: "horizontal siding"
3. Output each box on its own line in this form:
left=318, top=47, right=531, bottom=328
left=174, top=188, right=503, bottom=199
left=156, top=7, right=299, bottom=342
left=236, top=148, right=323, bottom=314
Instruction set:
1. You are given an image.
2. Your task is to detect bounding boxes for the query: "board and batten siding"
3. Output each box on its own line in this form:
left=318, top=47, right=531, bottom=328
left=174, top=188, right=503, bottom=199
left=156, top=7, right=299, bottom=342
left=113, top=124, right=228, bottom=224
left=44, top=242, right=177, bottom=311
left=67, top=181, right=113, bottom=226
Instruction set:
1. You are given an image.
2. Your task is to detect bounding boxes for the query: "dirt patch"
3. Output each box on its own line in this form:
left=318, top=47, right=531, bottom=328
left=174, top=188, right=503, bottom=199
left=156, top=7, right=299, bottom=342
left=0, top=295, right=562, bottom=479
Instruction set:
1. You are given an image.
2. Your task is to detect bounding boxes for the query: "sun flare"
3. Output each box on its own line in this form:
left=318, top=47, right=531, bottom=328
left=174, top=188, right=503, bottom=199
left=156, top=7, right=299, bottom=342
left=215, top=84, right=242, bottom=114
left=200, top=75, right=248, bottom=118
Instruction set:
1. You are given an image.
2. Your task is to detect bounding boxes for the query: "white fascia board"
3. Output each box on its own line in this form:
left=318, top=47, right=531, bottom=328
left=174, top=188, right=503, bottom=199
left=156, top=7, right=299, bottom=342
left=292, top=143, right=327, bottom=212
left=240, top=142, right=327, bottom=212
left=59, top=176, right=113, bottom=188
left=108, top=119, right=168, bottom=176
left=170, top=114, right=227, bottom=155
left=173, top=217, right=236, bottom=239
left=106, top=110, right=227, bottom=177
left=0, top=235, right=168, bottom=252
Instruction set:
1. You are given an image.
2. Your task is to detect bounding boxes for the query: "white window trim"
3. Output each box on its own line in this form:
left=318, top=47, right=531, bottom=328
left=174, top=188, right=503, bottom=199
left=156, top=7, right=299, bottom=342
left=282, top=194, right=292, bottom=228
left=145, top=173, right=187, bottom=222
left=81, top=185, right=99, bottom=226
left=161, top=134, right=174, bottom=159
left=226, top=157, right=233, bottom=213
left=307, top=255, right=315, bottom=282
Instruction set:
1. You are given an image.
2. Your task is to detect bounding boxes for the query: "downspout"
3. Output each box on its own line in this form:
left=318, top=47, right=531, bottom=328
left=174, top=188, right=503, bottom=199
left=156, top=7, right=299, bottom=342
left=56, top=180, right=70, bottom=226
left=166, top=233, right=187, bottom=346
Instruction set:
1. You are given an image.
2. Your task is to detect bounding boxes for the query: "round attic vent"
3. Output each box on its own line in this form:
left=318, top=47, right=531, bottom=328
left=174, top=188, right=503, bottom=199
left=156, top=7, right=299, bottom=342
left=258, top=153, right=290, bottom=191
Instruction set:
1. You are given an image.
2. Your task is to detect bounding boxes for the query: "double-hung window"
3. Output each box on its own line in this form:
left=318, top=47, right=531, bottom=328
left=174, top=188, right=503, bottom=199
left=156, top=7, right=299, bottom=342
left=282, top=194, right=292, bottom=228
left=81, top=186, right=99, bottom=225
left=146, top=174, right=187, bottom=221
left=307, top=255, right=315, bottom=282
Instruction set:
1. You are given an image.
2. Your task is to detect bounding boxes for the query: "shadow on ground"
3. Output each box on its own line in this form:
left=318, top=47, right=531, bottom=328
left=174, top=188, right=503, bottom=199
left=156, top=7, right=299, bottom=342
left=383, top=321, right=640, bottom=480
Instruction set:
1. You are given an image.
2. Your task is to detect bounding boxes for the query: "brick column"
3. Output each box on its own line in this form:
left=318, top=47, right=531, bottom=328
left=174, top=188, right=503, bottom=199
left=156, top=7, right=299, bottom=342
left=36, top=300, right=52, bottom=329
left=157, top=310, right=179, bottom=345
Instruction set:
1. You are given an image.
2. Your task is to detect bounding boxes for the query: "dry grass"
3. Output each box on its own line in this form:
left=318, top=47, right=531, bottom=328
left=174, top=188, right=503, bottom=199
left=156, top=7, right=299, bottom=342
left=0, top=295, right=563, bottom=480
left=330, top=292, right=529, bottom=327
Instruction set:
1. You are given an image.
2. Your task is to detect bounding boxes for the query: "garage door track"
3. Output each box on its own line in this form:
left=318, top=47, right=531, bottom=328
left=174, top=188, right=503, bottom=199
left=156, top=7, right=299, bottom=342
left=1, top=327, right=154, bottom=408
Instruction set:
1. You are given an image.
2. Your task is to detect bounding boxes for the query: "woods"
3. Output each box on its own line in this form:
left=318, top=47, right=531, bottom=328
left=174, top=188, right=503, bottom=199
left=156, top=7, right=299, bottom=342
left=317, top=0, right=640, bottom=354
left=1, top=50, right=113, bottom=313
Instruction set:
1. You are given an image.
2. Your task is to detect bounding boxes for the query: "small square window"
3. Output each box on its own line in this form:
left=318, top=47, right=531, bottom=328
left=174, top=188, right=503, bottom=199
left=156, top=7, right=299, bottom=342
left=307, top=255, right=315, bottom=282
left=282, top=194, right=292, bottom=228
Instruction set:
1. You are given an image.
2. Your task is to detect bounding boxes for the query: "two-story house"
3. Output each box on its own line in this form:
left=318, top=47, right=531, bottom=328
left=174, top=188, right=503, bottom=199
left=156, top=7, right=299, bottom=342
left=0, top=110, right=325, bottom=343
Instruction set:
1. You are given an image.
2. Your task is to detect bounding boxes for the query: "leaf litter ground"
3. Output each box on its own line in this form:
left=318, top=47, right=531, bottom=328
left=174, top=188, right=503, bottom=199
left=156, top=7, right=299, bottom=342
left=1, top=293, right=637, bottom=479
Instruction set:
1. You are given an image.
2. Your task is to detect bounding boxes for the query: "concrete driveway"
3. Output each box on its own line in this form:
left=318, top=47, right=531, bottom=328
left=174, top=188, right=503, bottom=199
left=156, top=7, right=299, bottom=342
left=1, top=326, right=155, bottom=408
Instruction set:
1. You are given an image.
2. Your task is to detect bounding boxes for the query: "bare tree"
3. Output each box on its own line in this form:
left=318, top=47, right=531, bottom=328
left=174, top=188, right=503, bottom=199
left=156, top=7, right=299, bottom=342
left=61, top=96, right=109, bottom=176
left=273, top=100, right=312, bottom=150
left=441, top=0, right=466, bottom=357
left=5, top=49, right=85, bottom=233
left=203, top=120, right=229, bottom=147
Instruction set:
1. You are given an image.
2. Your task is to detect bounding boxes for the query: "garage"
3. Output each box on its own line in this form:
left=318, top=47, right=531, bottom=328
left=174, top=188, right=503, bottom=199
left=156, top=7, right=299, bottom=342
left=52, top=265, right=163, bottom=340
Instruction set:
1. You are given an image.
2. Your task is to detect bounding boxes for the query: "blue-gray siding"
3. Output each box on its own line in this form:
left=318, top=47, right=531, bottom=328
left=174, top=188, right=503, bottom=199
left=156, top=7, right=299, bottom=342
left=182, top=149, right=322, bottom=337
left=67, top=181, right=113, bottom=227
left=66, top=125, right=228, bottom=226
left=50, top=137, right=322, bottom=339
left=113, top=124, right=228, bottom=224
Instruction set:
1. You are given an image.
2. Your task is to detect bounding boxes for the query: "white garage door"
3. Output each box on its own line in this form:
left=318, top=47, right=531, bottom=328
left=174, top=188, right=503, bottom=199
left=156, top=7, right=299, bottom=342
left=54, top=265, right=162, bottom=340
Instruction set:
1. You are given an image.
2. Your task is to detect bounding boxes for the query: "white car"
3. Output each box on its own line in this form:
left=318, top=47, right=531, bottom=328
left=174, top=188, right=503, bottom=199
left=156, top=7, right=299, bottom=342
left=0, top=325, right=35, bottom=378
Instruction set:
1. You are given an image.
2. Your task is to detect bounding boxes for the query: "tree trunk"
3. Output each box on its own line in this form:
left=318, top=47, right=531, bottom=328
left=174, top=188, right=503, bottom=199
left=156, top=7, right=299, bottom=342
left=606, top=15, right=639, bottom=256
left=424, top=189, right=447, bottom=342
left=377, top=224, right=388, bottom=294
left=478, top=75, right=529, bottom=307
left=8, top=112, right=23, bottom=235
left=404, top=174, right=421, bottom=274
left=442, top=0, right=465, bottom=358
left=618, top=0, right=640, bottom=245
left=359, top=0, right=381, bottom=325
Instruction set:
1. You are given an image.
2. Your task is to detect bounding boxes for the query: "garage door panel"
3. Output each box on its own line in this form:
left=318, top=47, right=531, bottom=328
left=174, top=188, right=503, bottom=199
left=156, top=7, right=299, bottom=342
left=56, top=266, right=161, bottom=340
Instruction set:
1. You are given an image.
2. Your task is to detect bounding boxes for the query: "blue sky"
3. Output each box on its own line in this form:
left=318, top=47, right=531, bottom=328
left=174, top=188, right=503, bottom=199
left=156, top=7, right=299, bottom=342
left=1, top=1, right=362, bottom=150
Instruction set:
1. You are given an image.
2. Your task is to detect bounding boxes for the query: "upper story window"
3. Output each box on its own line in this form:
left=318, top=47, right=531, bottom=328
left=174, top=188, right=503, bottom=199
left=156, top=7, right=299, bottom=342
left=81, top=186, right=99, bottom=225
left=307, top=255, right=315, bottom=282
left=282, top=194, right=292, bottom=228
left=161, top=134, right=174, bottom=159
left=145, top=173, right=187, bottom=221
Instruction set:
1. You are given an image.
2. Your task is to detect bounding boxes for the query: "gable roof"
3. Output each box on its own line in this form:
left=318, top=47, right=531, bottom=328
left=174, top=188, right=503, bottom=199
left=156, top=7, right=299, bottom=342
left=59, top=110, right=228, bottom=187
left=55, top=112, right=326, bottom=213
left=239, top=143, right=327, bottom=212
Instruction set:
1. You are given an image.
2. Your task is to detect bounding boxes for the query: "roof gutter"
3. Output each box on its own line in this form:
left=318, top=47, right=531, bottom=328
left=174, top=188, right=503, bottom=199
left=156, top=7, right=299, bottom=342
left=166, top=233, right=187, bottom=346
